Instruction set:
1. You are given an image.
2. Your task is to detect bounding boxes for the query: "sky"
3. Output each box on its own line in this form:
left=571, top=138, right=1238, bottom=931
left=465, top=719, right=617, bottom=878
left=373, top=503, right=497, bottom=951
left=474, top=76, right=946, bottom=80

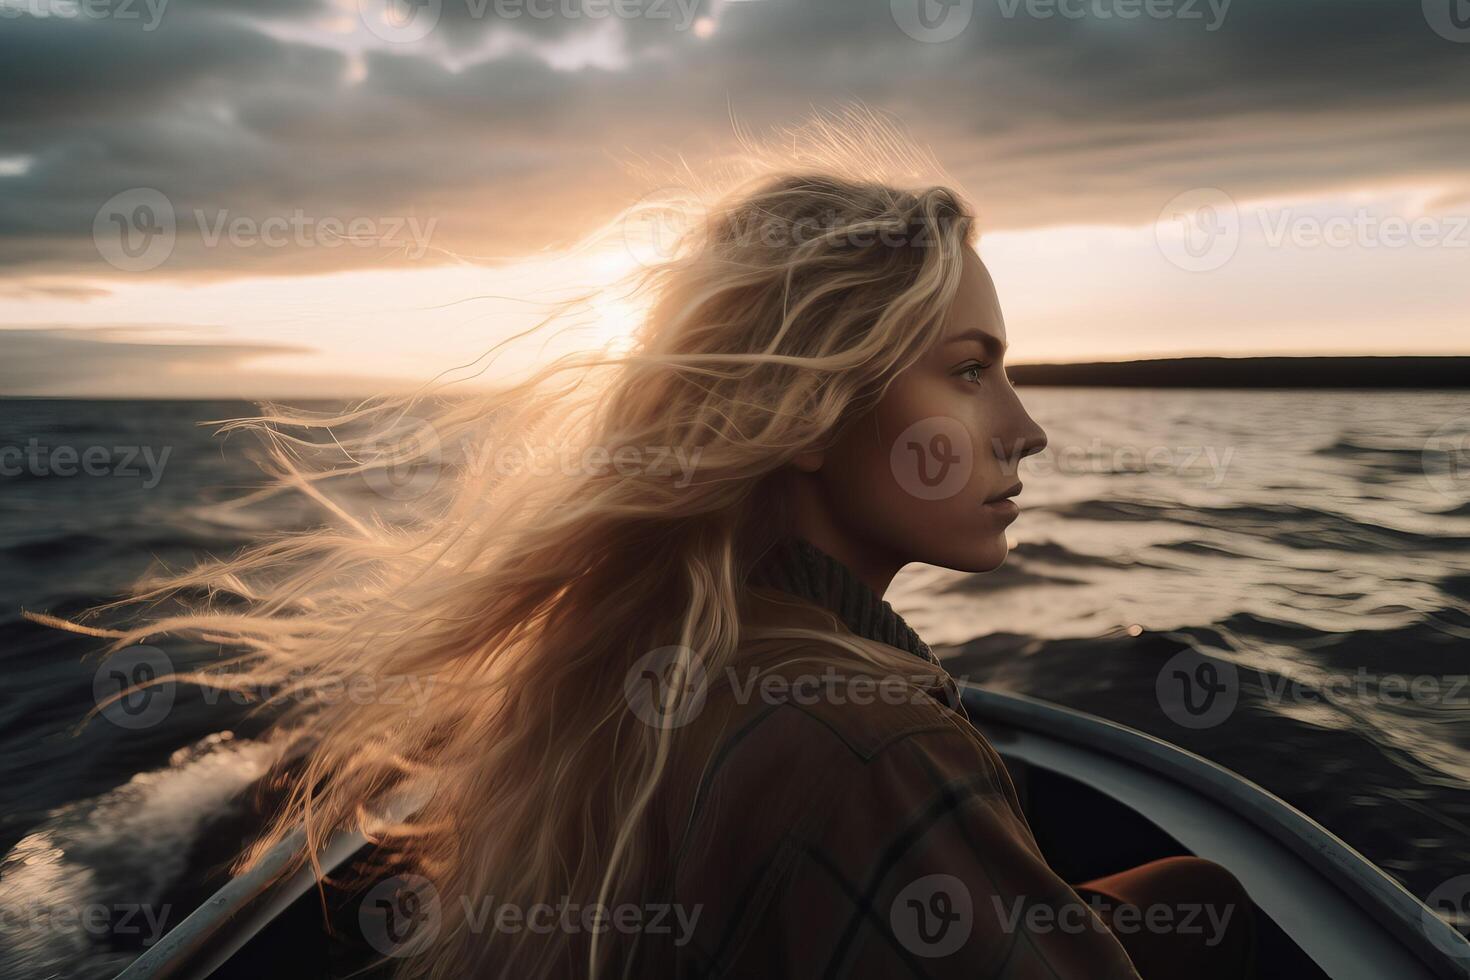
left=1, top=0, right=1468, bottom=397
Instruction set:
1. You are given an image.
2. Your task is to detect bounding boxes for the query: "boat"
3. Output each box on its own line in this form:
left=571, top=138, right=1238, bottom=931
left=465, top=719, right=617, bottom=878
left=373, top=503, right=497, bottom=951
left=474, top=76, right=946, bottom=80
left=962, top=685, right=1470, bottom=980
left=116, top=682, right=1470, bottom=979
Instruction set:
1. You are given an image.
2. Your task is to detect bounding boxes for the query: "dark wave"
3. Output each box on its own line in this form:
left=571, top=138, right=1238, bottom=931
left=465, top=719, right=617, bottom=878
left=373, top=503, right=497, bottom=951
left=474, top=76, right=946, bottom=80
left=1009, top=539, right=1141, bottom=569
left=6, top=392, right=1470, bottom=967
left=1046, top=499, right=1470, bottom=553
left=1440, top=573, right=1470, bottom=603
left=1314, top=437, right=1427, bottom=460
left=1153, top=539, right=1260, bottom=561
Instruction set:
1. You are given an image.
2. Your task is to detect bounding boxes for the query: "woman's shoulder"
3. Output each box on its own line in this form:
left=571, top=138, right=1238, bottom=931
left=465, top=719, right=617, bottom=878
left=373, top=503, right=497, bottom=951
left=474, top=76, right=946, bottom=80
left=726, top=586, right=968, bottom=732
left=652, top=588, right=1019, bottom=889
left=662, top=632, right=1012, bottom=865
left=664, top=587, right=983, bottom=780
left=651, top=640, right=1038, bottom=976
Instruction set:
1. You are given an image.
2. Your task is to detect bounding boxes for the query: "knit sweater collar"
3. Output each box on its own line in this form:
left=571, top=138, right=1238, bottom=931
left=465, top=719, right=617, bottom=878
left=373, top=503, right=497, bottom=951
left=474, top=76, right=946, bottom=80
left=748, top=536, right=938, bottom=666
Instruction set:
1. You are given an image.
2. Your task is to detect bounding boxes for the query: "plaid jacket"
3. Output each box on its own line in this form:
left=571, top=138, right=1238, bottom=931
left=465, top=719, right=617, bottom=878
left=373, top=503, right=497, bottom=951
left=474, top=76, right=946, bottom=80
left=635, top=586, right=1143, bottom=979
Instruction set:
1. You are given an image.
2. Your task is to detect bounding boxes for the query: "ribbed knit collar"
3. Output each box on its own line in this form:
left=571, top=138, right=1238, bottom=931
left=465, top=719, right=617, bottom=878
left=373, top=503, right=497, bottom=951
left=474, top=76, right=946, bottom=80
left=748, top=536, right=939, bottom=666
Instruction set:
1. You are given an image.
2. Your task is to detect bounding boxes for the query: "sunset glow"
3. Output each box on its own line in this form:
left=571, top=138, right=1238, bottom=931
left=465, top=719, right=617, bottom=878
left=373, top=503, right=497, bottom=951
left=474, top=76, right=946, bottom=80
left=3, top=0, right=1467, bottom=396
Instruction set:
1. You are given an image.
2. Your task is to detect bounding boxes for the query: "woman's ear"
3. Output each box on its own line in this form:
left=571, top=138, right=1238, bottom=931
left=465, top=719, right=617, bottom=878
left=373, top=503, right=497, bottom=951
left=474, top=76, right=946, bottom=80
left=792, top=449, right=824, bottom=473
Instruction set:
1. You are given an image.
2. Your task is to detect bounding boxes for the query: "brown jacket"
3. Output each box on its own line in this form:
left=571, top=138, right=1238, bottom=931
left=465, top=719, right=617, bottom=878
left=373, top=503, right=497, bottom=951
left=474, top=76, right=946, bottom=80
left=633, top=586, right=1143, bottom=979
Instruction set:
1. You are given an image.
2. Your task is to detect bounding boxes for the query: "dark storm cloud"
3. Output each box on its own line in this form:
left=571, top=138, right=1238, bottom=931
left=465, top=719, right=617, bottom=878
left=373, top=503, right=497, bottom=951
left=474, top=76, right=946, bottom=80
left=1, top=0, right=1468, bottom=277
left=0, top=7, right=335, bottom=121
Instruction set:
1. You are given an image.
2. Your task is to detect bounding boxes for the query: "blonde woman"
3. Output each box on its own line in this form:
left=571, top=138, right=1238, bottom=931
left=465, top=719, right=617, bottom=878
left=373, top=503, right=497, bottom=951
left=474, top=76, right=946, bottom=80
left=69, top=116, right=1255, bottom=978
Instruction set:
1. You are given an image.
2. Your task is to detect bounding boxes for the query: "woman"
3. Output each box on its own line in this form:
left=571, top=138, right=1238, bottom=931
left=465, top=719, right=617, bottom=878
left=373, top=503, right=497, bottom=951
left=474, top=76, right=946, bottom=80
left=78, top=117, right=1255, bottom=978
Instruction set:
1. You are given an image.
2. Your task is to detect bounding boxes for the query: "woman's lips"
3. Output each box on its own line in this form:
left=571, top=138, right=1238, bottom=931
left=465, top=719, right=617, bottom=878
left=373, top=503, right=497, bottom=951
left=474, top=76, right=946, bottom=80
left=981, top=497, right=1020, bottom=520
left=982, top=481, right=1023, bottom=520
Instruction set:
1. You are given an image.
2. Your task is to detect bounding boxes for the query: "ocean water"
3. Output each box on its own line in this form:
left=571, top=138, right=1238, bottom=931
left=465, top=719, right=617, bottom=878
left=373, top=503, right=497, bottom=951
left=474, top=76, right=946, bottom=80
left=1, top=390, right=1467, bottom=977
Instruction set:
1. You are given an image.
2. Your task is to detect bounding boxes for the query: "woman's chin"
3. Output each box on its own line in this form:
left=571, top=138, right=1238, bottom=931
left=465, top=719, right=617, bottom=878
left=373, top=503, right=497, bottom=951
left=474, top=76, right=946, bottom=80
left=926, top=534, right=1010, bottom=575
left=973, top=538, right=1011, bottom=573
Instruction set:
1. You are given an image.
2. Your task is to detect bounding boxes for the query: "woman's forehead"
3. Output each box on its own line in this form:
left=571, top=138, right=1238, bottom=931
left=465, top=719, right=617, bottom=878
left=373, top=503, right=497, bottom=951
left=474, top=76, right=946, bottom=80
left=941, top=248, right=1007, bottom=349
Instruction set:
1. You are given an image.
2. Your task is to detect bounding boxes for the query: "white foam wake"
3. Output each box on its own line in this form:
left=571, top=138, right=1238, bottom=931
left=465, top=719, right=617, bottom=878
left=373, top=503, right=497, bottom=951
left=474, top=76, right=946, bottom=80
left=0, top=731, right=281, bottom=980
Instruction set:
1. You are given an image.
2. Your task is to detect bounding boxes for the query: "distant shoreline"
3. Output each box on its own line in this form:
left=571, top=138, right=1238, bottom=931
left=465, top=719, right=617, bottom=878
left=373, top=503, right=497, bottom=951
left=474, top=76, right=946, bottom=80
left=1008, top=356, right=1470, bottom=388
left=2, top=356, right=1467, bottom=399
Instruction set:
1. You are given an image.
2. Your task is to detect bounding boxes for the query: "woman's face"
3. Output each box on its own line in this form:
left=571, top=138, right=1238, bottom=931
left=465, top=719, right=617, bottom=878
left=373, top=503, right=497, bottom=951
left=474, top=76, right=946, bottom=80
left=795, top=245, right=1048, bottom=585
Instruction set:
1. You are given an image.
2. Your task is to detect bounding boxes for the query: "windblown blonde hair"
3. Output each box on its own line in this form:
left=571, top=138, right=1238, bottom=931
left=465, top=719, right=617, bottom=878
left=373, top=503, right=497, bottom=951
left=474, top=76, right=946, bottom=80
left=47, top=110, right=977, bottom=979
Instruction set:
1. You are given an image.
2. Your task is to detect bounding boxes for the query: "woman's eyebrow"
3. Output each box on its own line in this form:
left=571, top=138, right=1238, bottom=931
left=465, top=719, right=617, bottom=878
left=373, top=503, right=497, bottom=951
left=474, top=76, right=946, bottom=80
left=943, top=328, right=1007, bottom=359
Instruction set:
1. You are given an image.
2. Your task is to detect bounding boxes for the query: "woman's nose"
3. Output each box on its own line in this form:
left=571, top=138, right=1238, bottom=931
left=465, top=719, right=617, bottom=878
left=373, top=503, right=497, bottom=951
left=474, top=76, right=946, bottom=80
left=1016, top=412, right=1048, bottom=460
left=990, top=404, right=1047, bottom=473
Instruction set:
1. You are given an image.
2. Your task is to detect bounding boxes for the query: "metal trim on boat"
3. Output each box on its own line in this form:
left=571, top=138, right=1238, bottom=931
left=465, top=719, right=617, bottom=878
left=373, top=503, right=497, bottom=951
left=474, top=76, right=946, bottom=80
left=961, top=682, right=1470, bottom=980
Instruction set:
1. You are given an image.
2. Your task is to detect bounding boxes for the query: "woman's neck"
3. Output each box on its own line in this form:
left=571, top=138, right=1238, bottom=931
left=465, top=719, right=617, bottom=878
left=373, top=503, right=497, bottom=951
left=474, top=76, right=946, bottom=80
left=747, top=535, right=937, bottom=666
left=787, top=478, right=905, bottom=597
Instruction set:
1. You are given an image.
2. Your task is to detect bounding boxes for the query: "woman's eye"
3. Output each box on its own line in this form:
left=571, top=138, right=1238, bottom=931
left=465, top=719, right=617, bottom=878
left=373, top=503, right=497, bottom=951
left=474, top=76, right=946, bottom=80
left=961, top=363, right=988, bottom=385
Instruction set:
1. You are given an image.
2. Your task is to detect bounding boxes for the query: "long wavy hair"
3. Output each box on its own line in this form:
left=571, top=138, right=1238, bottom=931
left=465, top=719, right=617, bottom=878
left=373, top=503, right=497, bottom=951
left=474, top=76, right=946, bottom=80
left=41, top=111, right=977, bottom=979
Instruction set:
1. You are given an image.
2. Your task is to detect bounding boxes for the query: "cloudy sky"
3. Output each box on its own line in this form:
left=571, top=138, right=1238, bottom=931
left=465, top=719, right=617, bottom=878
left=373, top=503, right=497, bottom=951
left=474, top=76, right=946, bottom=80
left=1, top=0, right=1468, bottom=396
